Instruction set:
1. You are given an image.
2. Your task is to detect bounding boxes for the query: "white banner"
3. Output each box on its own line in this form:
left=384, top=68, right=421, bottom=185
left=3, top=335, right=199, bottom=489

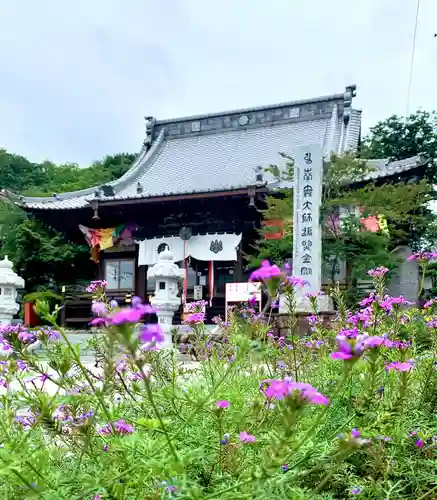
left=138, top=233, right=242, bottom=266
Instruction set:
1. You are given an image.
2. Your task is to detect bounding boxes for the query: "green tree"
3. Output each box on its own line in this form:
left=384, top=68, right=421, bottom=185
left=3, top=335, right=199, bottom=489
left=0, top=152, right=136, bottom=291
left=0, top=215, right=92, bottom=292
left=249, top=152, right=431, bottom=299
left=362, top=110, right=437, bottom=180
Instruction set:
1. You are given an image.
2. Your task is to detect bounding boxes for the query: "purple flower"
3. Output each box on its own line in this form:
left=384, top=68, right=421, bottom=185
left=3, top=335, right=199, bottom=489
left=362, top=336, right=386, bottom=348
left=307, top=315, right=318, bottom=325
left=86, top=280, right=107, bottom=293
left=139, top=324, right=164, bottom=344
left=331, top=335, right=365, bottom=360
left=91, top=301, right=107, bottom=316
left=18, top=331, right=35, bottom=344
left=360, top=294, right=376, bottom=307
left=408, top=251, right=437, bottom=262
left=215, top=400, right=230, bottom=409
left=110, top=299, right=119, bottom=308
left=183, top=312, right=205, bottom=324
left=281, top=464, right=289, bottom=472
left=111, top=306, right=147, bottom=325
left=287, top=276, right=308, bottom=287
left=1, top=343, right=12, bottom=353
left=250, top=260, right=281, bottom=282
left=379, top=295, right=414, bottom=311
left=248, top=295, right=257, bottom=307
left=239, top=431, right=256, bottom=443
left=115, top=360, right=128, bottom=373
left=98, top=419, right=135, bottom=435
left=351, top=487, right=362, bottom=495
left=43, top=327, right=61, bottom=340
left=415, top=439, right=424, bottom=448
left=103, top=444, right=109, bottom=452
left=16, top=359, right=27, bottom=371
left=15, top=413, right=36, bottom=428
left=367, top=266, right=389, bottom=278
left=187, top=300, right=208, bottom=312
left=351, top=428, right=360, bottom=438
left=424, top=298, right=437, bottom=309
left=386, top=361, right=414, bottom=372
left=89, top=317, right=109, bottom=327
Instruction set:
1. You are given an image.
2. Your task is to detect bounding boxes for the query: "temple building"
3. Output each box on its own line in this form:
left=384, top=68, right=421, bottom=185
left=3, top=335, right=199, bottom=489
left=2, top=85, right=428, bottom=326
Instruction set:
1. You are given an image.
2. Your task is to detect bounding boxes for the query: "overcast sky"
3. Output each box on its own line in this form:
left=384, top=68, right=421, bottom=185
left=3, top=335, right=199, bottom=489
left=0, top=0, right=436, bottom=166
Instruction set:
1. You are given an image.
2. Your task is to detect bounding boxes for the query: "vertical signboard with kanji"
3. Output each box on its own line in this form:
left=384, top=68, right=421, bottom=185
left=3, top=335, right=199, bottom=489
left=292, top=145, right=323, bottom=294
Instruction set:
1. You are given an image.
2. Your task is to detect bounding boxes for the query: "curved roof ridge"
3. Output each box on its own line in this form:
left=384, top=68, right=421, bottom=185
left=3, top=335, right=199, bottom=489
left=18, top=129, right=165, bottom=204
left=104, top=129, right=165, bottom=192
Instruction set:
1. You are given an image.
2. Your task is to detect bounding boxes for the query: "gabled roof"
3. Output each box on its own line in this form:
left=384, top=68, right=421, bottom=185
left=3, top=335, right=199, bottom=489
left=5, top=86, right=366, bottom=210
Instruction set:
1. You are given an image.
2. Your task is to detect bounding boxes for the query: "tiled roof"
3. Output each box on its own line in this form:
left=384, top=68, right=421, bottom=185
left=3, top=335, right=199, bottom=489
left=361, top=155, right=427, bottom=181
left=10, top=87, right=366, bottom=210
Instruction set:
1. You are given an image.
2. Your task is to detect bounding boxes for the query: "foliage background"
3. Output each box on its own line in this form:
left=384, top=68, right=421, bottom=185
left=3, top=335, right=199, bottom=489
left=0, top=151, right=135, bottom=292
left=248, top=111, right=437, bottom=302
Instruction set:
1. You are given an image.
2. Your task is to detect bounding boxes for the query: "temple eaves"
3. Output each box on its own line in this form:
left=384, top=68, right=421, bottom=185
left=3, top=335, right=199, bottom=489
left=0, top=85, right=423, bottom=212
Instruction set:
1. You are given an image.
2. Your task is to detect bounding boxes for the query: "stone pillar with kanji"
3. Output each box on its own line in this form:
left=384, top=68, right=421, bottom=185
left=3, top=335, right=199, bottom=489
left=280, top=144, right=333, bottom=314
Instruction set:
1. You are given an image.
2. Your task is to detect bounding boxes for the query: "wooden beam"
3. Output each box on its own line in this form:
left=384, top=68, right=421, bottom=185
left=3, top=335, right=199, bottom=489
left=92, top=187, right=267, bottom=207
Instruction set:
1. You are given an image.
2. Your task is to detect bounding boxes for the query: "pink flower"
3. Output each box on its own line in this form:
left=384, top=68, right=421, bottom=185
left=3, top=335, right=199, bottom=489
left=262, top=380, right=329, bottom=405
left=86, top=280, right=107, bottom=293
left=239, top=431, right=256, bottom=443
left=215, top=400, right=230, bottom=409
left=250, top=260, right=281, bottom=282
left=367, top=266, right=389, bottom=278
left=111, top=302, right=154, bottom=325
left=386, top=361, right=414, bottom=372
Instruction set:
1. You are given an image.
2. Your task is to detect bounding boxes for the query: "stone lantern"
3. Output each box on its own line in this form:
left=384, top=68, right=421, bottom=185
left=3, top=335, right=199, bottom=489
left=147, top=248, right=185, bottom=348
left=0, top=256, right=25, bottom=324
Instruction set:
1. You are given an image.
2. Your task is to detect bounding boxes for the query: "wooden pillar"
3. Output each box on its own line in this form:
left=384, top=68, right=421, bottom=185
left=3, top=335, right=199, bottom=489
left=234, top=242, right=243, bottom=282
left=134, top=243, right=147, bottom=300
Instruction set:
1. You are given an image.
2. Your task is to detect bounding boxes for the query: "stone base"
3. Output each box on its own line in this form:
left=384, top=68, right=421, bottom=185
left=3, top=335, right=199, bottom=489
left=279, top=293, right=334, bottom=314
left=273, top=311, right=336, bottom=337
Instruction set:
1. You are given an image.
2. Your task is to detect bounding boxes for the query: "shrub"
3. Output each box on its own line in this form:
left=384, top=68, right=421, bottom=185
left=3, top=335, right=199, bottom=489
left=1, top=263, right=437, bottom=498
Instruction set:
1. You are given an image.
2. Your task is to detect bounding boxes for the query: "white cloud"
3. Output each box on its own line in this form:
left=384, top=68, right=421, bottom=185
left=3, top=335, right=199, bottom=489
left=0, top=0, right=435, bottom=165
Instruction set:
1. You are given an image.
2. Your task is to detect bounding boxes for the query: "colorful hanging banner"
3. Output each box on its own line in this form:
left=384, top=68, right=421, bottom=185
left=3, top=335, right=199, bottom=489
left=78, top=224, right=136, bottom=263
